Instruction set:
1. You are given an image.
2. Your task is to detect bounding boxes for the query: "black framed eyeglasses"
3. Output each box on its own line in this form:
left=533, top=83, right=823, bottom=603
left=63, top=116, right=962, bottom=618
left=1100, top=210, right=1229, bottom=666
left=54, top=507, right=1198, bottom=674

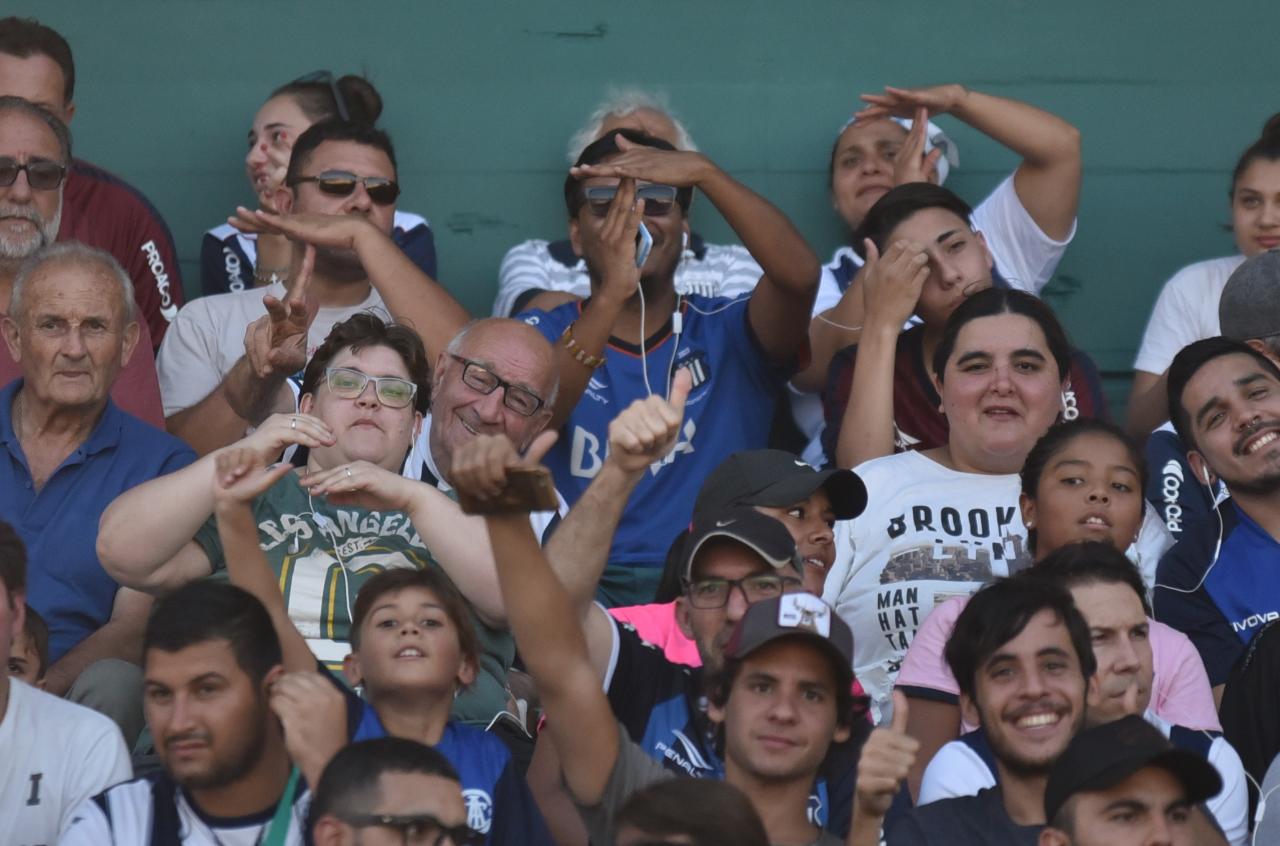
left=325, top=367, right=419, bottom=408
left=290, top=69, right=350, bottom=122
left=337, top=812, right=484, bottom=846
left=682, top=573, right=802, bottom=609
left=287, top=170, right=401, bottom=205
left=582, top=183, right=679, bottom=218
left=0, top=157, right=66, bottom=191
left=449, top=354, right=545, bottom=416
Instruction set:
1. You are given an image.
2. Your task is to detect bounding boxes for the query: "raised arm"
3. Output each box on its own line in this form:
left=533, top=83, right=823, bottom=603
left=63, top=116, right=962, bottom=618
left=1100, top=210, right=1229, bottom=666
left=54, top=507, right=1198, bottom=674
left=544, top=177, right=644, bottom=428
left=213, top=452, right=350, bottom=786
left=542, top=368, right=692, bottom=676
left=571, top=135, right=821, bottom=362
left=834, top=240, right=929, bottom=468
left=857, top=85, right=1082, bottom=240
left=211, top=447, right=316, bottom=672
left=452, top=435, right=621, bottom=805
left=230, top=208, right=471, bottom=365
left=796, top=115, right=939, bottom=394
left=97, top=413, right=335, bottom=593
left=166, top=247, right=318, bottom=453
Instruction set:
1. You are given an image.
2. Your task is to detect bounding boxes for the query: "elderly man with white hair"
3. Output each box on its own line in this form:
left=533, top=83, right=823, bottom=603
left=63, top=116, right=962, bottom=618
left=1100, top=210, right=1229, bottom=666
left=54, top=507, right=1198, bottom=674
left=491, top=89, right=762, bottom=317
left=0, top=94, right=165, bottom=425
left=0, top=241, right=193, bottom=743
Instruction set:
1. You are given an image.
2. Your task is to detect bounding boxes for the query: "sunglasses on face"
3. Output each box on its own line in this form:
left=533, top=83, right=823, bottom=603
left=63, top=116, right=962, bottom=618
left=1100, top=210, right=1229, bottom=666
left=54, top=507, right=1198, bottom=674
left=0, top=157, right=66, bottom=191
left=337, top=812, right=485, bottom=846
left=325, top=367, right=418, bottom=408
left=582, top=183, right=679, bottom=218
left=288, top=170, right=401, bottom=205
left=449, top=354, right=546, bottom=417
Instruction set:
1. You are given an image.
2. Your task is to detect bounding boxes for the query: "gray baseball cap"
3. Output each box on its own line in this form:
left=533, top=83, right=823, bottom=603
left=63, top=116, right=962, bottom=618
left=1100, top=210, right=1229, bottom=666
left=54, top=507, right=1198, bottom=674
left=1219, top=250, right=1280, bottom=341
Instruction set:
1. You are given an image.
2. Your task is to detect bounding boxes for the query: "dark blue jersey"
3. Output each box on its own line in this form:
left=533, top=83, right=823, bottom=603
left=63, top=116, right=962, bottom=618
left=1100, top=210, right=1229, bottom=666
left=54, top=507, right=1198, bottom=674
left=1144, top=423, right=1221, bottom=542
left=332, top=672, right=552, bottom=846
left=519, top=294, right=790, bottom=571
left=199, top=211, right=437, bottom=297
left=1154, top=500, right=1280, bottom=685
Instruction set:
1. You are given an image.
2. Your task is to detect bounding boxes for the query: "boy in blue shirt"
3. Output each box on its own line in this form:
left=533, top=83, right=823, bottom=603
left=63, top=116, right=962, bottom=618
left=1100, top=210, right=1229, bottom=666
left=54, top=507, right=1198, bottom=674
left=210, top=445, right=551, bottom=845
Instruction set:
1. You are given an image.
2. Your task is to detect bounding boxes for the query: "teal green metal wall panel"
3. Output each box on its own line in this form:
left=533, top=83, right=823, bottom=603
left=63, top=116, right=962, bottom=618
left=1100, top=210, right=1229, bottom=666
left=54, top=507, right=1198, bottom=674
left=6, top=1, right=1268, bottom=407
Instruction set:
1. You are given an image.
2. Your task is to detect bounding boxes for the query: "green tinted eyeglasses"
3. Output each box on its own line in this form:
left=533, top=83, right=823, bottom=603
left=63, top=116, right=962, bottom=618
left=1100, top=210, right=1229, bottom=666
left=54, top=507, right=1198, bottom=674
left=324, top=367, right=418, bottom=408
left=337, top=812, right=485, bottom=846
left=288, top=170, right=401, bottom=205
left=0, top=157, right=66, bottom=191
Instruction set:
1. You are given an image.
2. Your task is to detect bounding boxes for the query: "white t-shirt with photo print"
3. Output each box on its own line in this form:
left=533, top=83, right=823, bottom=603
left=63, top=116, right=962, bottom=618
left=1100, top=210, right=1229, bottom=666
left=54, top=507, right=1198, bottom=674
left=822, top=451, right=1030, bottom=724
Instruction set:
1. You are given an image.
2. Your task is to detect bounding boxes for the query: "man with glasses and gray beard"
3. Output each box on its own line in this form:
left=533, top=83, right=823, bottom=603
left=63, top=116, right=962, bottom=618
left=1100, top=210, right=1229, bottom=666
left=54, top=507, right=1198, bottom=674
left=157, top=119, right=470, bottom=456
left=0, top=95, right=166, bottom=425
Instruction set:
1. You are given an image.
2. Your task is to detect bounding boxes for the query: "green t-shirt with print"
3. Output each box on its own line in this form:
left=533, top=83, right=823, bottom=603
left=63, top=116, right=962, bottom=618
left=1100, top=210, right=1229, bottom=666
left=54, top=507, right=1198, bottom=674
left=194, top=473, right=514, bottom=725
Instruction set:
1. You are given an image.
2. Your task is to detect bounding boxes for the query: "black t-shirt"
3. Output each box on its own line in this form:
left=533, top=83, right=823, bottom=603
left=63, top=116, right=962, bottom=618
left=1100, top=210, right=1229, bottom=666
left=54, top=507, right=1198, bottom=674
left=886, top=787, right=1041, bottom=845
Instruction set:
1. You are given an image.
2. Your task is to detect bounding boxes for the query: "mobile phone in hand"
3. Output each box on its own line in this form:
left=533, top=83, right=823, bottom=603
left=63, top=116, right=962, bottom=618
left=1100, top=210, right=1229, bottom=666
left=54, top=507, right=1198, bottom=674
left=635, top=221, right=652, bottom=269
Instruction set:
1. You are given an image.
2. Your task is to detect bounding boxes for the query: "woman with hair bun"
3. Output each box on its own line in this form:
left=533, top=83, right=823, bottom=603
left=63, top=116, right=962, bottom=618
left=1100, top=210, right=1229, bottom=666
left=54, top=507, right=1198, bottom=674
left=1127, top=113, right=1280, bottom=437
left=199, top=72, right=436, bottom=297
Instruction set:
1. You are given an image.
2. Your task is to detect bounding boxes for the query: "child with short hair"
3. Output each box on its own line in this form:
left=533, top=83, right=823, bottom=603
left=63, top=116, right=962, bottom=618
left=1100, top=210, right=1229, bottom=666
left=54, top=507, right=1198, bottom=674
left=8, top=604, right=48, bottom=685
left=210, top=447, right=550, bottom=845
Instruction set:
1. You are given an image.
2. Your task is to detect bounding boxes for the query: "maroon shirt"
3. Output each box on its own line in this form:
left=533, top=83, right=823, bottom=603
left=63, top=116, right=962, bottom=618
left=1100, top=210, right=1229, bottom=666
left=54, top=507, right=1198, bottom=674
left=59, top=159, right=184, bottom=349
left=822, top=325, right=1107, bottom=464
left=0, top=314, right=164, bottom=428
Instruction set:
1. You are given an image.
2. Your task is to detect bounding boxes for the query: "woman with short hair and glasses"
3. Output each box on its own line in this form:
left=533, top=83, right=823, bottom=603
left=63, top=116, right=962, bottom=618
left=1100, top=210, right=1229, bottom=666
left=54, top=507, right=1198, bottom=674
left=99, top=313, right=520, bottom=727
left=199, top=71, right=437, bottom=297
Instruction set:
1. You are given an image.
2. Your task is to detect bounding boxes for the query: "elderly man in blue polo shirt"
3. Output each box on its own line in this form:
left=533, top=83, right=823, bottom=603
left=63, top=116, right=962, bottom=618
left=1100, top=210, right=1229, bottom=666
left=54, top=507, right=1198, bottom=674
left=0, top=242, right=193, bottom=744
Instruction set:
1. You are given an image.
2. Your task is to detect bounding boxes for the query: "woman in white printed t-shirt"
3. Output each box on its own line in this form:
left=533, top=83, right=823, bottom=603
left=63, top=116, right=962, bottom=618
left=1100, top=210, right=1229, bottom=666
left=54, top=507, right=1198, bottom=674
left=1126, top=113, right=1280, bottom=438
left=894, top=418, right=1216, bottom=800
left=822, top=288, right=1071, bottom=727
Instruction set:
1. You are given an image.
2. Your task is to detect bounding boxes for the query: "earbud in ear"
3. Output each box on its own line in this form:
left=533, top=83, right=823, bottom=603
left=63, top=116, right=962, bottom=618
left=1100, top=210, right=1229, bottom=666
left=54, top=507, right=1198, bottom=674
left=681, top=231, right=690, bottom=251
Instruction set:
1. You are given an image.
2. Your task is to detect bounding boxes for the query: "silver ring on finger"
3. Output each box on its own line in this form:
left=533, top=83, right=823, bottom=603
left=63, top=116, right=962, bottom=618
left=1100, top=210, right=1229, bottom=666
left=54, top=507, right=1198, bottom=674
left=291, top=417, right=297, bottom=429
left=346, top=468, right=353, bottom=478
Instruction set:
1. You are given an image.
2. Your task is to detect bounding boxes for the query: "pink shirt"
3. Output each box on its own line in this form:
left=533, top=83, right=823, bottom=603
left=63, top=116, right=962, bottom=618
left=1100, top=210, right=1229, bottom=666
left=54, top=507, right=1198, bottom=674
left=895, top=595, right=1221, bottom=731
left=608, top=601, right=872, bottom=707
left=609, top=601, right=701, bottom=666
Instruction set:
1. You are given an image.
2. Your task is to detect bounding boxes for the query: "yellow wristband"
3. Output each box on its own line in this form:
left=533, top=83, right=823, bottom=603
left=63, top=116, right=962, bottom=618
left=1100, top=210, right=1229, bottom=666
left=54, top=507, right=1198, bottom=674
left=562, top=323, right=606, bottom=369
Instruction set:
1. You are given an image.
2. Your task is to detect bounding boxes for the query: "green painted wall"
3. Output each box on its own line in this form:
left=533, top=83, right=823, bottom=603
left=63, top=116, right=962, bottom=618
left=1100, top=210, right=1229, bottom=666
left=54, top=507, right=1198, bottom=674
left=8, top=1, right=1269, bottom=411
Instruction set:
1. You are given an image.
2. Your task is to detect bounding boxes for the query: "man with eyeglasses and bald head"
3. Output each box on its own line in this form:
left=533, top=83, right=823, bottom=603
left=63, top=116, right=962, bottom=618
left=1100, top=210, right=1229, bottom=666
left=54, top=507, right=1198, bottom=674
left=158, top=120, right=470, bottom=456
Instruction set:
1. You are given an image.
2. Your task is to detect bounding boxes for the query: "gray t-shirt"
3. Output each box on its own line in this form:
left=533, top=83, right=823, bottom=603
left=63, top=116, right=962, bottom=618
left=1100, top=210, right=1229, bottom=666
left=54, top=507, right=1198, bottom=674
left=578, top=725, right=842, bottom=846
left=887, top=787, right=1041, bottom=845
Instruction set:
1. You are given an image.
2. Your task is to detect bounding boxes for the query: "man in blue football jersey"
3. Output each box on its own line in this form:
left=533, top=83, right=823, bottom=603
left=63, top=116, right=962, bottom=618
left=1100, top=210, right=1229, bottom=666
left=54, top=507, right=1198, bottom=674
left=1157, top=334, right=1280, bottom=703
left=519, top=128, right=820, bottom=607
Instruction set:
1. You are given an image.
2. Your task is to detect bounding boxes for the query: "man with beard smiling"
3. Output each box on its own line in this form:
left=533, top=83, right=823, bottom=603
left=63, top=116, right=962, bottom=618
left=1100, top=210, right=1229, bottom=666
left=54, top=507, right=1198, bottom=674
left=849, top=575, right=1096, bottom=845
left=0, top=95, right=165, bottom=425
left=60, top=581, right=309, bottom=844
left=1156, top=336, right=1280, bottom=700
left=917, top=545, right=1247, bottom=844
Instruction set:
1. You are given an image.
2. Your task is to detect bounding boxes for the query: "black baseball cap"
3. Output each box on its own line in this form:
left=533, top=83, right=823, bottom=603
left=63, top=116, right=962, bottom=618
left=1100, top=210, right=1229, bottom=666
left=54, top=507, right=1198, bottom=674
left=681, top=506, right=801, bottom=583
left=1044, top=715, right=1222, bottom=824
left=1219, top=250, right=1280, bottom=341
left=693, top=450, right=867, bottom=522
left=723, top=592, right=854, bottom=690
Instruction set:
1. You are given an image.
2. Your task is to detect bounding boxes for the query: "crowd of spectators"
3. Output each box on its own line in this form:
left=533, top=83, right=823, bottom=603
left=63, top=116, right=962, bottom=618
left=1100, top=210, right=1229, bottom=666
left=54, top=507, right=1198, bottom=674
left=3, top=13, right=1280, bottom=846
